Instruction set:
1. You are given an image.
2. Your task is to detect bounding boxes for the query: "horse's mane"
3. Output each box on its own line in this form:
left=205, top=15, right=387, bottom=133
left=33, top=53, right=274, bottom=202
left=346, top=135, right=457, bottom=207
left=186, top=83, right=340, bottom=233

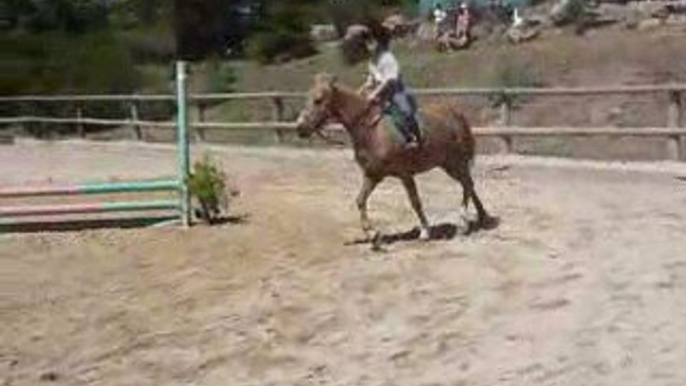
left=333, top=82, right=360, bottom=99
left=314, top=73, right=365, bottom=103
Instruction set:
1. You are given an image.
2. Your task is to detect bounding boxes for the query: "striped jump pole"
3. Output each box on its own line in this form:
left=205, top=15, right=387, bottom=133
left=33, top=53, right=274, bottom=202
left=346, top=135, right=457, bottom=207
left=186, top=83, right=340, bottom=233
left=0, top=61, right=192, bottom=230
left=0, top=200, right=179, bottom=218
left=0, top=180, right=181, bottom=218
left=0, top=180, right=180, bottom=198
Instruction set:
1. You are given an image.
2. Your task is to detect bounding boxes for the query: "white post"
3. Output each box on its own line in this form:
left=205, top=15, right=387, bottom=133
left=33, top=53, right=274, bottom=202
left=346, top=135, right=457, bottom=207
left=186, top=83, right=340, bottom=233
left=176, top=61, right=191, bottom=227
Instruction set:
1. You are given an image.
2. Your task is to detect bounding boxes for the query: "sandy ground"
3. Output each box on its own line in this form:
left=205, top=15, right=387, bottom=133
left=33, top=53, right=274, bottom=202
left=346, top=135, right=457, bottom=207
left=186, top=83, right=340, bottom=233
left=2, top=140, right=686, bottom=386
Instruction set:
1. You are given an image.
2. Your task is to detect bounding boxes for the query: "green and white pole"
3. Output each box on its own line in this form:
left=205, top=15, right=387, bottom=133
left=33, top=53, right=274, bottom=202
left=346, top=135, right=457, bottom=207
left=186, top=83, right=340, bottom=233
left=176, top=61, right=191, bottom=227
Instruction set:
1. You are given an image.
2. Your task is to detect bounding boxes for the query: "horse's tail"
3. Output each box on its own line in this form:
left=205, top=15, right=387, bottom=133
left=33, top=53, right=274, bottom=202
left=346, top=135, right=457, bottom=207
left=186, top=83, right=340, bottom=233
left=449, top=107, right=476, bottom=167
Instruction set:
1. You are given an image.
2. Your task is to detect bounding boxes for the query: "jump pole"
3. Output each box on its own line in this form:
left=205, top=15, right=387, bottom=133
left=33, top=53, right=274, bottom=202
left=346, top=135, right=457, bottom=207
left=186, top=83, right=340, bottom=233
left=0, top=200, right=179, bottom=217
left=176, top=60, right=191, bottom=227
left=0, top=180, right=179, bottom=198
left=0, top=62, right=191, bottom=229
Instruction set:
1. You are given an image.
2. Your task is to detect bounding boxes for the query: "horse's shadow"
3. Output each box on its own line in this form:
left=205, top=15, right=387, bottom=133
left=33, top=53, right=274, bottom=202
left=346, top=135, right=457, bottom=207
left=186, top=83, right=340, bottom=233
left=203, top=214, right=250, bottom=226
left=347, top=216, right=500, bottom=250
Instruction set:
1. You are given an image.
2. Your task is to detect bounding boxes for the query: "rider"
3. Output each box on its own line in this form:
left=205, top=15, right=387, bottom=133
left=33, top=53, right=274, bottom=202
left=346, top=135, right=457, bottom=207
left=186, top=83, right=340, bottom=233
left=344, top=20, right=422, bottom=148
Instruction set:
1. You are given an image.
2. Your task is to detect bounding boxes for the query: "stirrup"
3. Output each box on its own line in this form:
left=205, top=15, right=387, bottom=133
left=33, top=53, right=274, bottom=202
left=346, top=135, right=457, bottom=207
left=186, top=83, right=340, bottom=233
left=402, top=139, right=419, bottom=149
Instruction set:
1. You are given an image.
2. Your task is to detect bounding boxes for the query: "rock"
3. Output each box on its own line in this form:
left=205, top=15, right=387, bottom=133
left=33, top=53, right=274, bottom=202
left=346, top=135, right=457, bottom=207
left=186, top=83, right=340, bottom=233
left=383, top=14, right=420, bottom=38
left=550, top=0, right=586, bottom=26
left=310, top=24, right=338, bottom=42
left=416, top=21, right=436, bottom=41
left=637, top=18, right=663, bottom=30
left=507, top=26, right=540, bottom=44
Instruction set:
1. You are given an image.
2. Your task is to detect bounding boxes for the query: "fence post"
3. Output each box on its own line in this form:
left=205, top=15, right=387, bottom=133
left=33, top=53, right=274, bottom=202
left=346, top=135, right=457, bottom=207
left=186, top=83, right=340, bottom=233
left=499, top=135, right=513, bottom=154
left=22, top=101, right=32, bottom=136
left=272, top=96, right=285, bottom=143
left=666, top=135, right=681, bottom=161
left=498, top=92, right=513, bottom=153
left=499, top=95, right=512, bottom=127
left=176, top=61, right=191, bottom=227
left=667, top=91, right=683, bottom=161
left=129, top=99, right=142, bottom=141
left=195, top=102, right=206, bottom=142
left=667, top=90, right=682, bottom=128
left=76, top=103, right=85, bottom=138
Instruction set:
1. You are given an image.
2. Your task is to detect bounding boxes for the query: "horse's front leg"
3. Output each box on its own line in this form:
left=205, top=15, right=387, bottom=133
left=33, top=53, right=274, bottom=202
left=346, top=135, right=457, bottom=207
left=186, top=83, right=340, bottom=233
left=357, top=175, right=380, bottom=239
left=401, top=177, right=431, bottom=241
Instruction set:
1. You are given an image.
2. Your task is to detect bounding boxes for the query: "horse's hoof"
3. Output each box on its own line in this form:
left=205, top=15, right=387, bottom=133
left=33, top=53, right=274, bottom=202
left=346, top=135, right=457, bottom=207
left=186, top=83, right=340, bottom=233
left=459, top=215, right=471, bottom=235
left=371, top=231, right=384, bottom=251
left=479, top=215, right=500, bottom=231
left=419, top=227, right=431, bottom=241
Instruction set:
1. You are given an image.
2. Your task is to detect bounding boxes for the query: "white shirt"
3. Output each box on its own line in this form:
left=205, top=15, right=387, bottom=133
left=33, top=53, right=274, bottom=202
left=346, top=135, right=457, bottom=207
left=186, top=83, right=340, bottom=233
left=368, top=50, right=399, bottom=84
left=433, top=8, right=447, bottom=24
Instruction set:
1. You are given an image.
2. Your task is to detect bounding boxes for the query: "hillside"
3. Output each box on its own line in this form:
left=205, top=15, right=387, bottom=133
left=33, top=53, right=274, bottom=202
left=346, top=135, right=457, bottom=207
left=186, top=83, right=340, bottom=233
left=220, top=26, right=686, bottom=129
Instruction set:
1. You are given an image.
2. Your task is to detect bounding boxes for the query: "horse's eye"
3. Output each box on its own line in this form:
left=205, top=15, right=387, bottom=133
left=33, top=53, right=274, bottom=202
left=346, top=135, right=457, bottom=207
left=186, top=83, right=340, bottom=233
left=314, top=98, right=323, bottom=105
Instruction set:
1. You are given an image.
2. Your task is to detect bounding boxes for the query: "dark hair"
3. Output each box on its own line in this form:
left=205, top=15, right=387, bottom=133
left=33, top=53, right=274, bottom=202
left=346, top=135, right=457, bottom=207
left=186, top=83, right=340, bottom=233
left=340, top=33, right=369, bottom=66
left=363, top=16, right=391, bottom=49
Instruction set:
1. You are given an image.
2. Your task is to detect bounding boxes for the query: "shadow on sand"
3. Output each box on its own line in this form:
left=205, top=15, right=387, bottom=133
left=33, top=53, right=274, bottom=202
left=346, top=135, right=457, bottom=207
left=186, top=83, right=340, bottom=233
left=346, top=216, right=500, bottom=251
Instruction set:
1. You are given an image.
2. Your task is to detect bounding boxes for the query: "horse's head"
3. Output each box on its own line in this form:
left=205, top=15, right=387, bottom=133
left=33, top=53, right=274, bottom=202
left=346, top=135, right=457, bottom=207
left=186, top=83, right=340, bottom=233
left=295, top=73, right=339, bottom=138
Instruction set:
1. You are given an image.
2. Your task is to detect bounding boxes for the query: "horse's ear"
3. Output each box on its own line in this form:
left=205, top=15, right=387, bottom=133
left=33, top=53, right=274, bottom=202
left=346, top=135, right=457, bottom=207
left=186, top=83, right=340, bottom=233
left=315, top=73, right=338, bottom=90
left=329, top=75, right=339, bottom=88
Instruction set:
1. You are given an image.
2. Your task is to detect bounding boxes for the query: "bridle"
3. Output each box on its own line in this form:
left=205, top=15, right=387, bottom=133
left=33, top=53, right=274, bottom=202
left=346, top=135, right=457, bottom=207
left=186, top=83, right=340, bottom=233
left=304, top=86, right=382, bottom=145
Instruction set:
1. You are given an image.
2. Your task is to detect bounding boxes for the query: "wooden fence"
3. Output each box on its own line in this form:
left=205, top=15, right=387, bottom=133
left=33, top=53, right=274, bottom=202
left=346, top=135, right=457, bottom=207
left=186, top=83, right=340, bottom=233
left=1, top=84, right=685, bottom=160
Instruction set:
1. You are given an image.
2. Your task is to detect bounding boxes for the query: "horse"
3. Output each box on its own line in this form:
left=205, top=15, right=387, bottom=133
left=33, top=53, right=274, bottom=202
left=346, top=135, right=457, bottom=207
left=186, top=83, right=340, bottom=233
left=295, top=73, right=494, bottom=243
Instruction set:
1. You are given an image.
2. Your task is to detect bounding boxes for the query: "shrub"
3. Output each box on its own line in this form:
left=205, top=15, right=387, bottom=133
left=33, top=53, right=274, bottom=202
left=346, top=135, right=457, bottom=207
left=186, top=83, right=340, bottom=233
left=187, top=155, right=236, bottom=224
left=488, top=59, right=543, bottom=108
left=203, top=59, right=237, bottom=94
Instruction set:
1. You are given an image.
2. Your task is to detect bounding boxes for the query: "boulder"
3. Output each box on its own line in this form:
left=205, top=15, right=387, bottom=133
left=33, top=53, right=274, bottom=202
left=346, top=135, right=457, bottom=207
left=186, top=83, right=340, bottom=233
left=310, top=24, right=338, bottom=42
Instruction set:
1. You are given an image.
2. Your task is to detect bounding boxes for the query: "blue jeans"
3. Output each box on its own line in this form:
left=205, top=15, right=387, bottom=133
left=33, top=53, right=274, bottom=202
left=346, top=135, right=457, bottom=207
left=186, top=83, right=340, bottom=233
left=386, top=79, right=420, bottom=142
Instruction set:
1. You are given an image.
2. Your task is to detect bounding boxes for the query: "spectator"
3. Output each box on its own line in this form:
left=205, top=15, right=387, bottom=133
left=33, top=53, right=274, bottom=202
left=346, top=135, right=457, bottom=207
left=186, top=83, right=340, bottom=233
left=454, top=2, right=472, bottom=46
left=436, top=2, right=472, bottom=52
left=433, top=3, right=448, bottom=38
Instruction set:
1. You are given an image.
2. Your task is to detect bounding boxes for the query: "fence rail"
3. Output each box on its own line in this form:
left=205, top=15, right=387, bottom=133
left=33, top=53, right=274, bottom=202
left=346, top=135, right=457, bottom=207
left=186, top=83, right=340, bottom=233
left=1, top=84, right=684, bottom=160
left=2, top=84, right=686, bottom=102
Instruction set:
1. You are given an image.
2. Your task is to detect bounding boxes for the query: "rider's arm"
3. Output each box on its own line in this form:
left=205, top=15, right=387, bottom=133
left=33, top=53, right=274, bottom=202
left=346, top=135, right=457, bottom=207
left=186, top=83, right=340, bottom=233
left=358, top=73, right=376, bottom=95
left=368, top=52, right=399, bottom=103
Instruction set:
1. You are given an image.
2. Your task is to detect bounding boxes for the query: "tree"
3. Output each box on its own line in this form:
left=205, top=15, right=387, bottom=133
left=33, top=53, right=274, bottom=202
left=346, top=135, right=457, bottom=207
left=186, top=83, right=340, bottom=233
left=174, top=0, right=233, bottom=60
left=3, top=0, right=109, bottom=34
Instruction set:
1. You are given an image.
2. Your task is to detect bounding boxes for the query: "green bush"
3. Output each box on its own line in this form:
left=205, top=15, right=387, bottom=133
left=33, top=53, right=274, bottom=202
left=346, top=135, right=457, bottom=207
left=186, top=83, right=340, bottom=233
left=187, top=155, right=234, bottom=224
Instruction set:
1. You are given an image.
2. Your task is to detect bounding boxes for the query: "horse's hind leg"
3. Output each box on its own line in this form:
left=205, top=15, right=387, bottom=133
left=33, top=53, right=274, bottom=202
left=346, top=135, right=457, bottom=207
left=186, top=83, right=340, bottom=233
left=461, top=172, right=491, bottom=228
left=443, top=158, right=491, bottom=231
left=401, top=176, right=431, bottom=240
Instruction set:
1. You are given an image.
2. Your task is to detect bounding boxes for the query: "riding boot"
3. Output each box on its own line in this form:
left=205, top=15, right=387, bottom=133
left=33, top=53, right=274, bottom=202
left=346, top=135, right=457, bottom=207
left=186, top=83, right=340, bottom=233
left=406, top=115, right=422, bottom=146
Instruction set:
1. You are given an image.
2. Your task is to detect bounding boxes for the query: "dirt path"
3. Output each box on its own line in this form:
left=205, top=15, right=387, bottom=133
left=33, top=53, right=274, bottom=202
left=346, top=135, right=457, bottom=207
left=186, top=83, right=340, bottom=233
left=2, top=141, right=686, bottom=386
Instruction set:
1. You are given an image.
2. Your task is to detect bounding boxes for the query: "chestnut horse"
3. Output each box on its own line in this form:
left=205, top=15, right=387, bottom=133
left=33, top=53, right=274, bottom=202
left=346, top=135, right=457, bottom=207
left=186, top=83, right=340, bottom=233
left=295, top=74, right=493, bottom=242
